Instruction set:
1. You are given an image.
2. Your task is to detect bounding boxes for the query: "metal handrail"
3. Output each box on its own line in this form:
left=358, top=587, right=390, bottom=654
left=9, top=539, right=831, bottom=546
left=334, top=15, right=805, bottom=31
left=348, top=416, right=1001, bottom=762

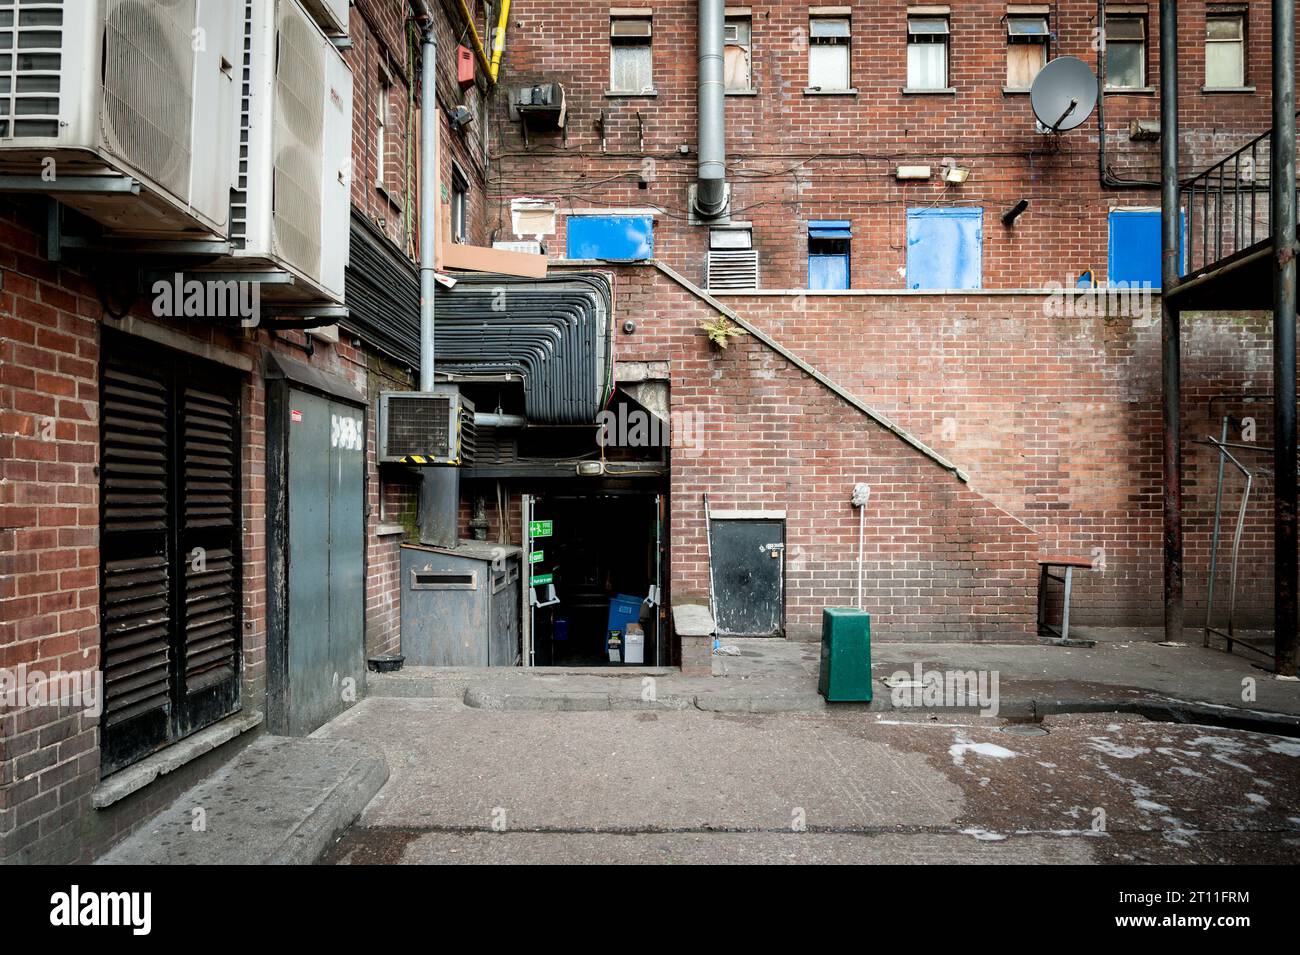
left=1179, top=112, right=1300, bottom=276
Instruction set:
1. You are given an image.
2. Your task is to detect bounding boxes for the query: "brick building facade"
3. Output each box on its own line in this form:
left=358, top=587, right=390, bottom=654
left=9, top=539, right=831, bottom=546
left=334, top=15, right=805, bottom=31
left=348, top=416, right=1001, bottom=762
left=485, top=0, right=1291, bottom=631
left=0, top=0, right=495, bottom=864
left=0, top=0, right=1292, bottom=866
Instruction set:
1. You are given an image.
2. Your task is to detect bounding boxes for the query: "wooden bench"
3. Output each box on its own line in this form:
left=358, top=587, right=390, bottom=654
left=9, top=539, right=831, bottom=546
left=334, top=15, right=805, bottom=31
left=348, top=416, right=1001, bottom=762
left=1037, top=556, right=1097, bottom=647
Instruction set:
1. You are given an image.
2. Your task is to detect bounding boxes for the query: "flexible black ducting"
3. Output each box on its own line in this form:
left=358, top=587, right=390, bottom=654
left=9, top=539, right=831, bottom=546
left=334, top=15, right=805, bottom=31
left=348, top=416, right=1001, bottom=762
left=343, top=213, right=421, bottom=368
left=433, top=273, right=613, bottom=425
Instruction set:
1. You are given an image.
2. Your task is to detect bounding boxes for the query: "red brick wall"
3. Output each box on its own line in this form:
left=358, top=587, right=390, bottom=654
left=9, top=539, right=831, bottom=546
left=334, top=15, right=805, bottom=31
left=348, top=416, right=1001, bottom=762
left=588, top=263, right=1039, bottom=638
left=0, top=196, right=398, bottom=862
left=0, top=208, right=102, bottom=863
left=492, top=0, right=1280, bottom=288
left=719, top=290, right=1284, bottom=625
left=348, top=0, right=494, bottom=251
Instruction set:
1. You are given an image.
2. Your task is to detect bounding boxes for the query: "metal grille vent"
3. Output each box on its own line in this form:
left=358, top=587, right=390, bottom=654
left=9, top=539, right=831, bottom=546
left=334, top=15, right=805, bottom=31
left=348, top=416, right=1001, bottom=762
left=230, top=0, right=254, bottom=248
left=271, top=0, right=324, bottom=278
left=387, top=395, right=452, bottom=458
left=458, top=402, right=477, bottom=464
left=707, top=249, right=760, bottom=290
left=100, top=0, right=195, bottom=198
left=0, top=0, right=64, bottom=138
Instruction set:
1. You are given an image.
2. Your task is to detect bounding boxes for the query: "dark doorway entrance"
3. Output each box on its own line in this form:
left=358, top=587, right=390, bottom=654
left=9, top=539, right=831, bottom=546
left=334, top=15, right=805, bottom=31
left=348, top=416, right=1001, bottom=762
left=710, top=517, right=785, bottom=636
left=525, top=492, right=664, bottom=666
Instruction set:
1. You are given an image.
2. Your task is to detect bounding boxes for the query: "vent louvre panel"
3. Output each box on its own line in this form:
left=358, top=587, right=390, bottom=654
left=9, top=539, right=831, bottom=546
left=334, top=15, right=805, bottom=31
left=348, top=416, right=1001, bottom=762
left=230, top=0, right=253, bottom=247
left=0, top=0, right=64, bottom=138
left=181, top=387, right=237, bottom=529
left=100, top=0, right=196, bottom=197
left=101, top=365, right=169, bottom=533
left=707, top=250, right=760, bottom=290
left=101, top=338, right=243, bottom=771
left=181, top=384, right=239, bottom=689
left=102, top=512, right=171, bottom=727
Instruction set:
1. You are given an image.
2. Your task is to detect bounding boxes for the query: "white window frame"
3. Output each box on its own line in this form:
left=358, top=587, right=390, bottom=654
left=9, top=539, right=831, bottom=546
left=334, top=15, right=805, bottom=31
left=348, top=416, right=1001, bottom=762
left=375, top=65, right=392, bottom=189
left=1205, top=9, right=1247, bottom=89
left=451, top=163, right=470, bottom=244
left=609, top=15, right=654, bottom=94
left=725, top=14, right=753, bottom=92
left=1006, top=15, right=1049, bottom=90
left=1104, top=15, right=1147, bottom=90
left=906, top=15, right=950, bottom=91
left=808, top=15, right=852, bottom=92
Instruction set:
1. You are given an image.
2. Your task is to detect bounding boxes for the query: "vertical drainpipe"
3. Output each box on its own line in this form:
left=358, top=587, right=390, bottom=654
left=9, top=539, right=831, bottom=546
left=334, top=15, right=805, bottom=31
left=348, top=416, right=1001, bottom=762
left=1272, top=0, right=1298, bottom=674
left=694, top=0, right=727, bottom=218
left=414, top=1, right=459, bottom=548
left=1158, top=0, right=1183, bottom=644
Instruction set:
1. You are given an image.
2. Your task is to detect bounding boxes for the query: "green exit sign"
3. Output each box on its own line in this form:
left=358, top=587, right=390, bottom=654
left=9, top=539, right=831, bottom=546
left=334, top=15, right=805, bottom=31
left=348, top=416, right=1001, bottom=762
left=529, top=550, right=544, bottom=564
left=529, top=520, right=552, bottom=538
left=530, top=573, right=553, bottom=586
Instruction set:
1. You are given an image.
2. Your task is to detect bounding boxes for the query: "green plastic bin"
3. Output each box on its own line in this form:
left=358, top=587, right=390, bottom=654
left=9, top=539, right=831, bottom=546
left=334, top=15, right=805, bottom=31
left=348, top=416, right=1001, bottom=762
left=817, top=608, right=872, bottom=702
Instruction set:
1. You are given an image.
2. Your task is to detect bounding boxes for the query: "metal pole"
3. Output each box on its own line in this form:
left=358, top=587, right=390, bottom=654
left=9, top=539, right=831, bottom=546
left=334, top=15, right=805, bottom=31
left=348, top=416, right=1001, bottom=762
left=414, top=3, right=459, bottom=548
left=417, top=14, right=436, bottom=394
left=1272, top=0, right=1298, bottom=675
left=1159, top=0, right=1184, bottom=643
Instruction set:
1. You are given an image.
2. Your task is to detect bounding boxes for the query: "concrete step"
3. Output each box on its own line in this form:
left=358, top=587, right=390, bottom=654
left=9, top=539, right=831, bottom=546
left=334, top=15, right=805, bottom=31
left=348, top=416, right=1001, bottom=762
left=95, top=735, right=388, bottom=865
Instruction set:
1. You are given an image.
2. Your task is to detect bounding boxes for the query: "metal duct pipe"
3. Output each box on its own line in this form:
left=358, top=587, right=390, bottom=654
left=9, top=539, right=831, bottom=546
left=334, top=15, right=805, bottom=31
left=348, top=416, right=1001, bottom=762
left=414, top=1, right=460, bottom=549
left=474, top=412, right=527, bottom=429
left=694, top=0, right=727, bottom=218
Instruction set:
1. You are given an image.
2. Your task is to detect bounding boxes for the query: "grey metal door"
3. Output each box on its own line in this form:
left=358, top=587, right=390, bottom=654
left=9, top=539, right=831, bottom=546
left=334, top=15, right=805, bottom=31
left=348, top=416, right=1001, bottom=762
left=281, top=388, right=366, bottom=734
left=710, top=519, right=784, bottom=636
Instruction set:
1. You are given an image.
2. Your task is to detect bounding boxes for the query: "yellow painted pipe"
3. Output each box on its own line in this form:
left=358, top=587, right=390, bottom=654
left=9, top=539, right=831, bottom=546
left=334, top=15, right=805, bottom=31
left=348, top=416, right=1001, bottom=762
left=488, top=0, right=511, bottom=81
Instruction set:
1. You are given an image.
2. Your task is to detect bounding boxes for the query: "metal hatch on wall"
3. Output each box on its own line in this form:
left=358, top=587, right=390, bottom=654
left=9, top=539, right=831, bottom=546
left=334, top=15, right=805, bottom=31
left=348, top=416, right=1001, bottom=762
left=708, top=513, right=785, bottom=637
left=264, top=351, right=368, bottom=736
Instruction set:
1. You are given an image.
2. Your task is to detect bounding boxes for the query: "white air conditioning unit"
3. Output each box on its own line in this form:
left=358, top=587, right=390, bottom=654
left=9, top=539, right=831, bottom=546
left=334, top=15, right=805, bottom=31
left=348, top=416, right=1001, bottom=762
left=230, top=0, right=352, bottom=304
left=0, top=0, right=242, bottom=238
left=300, top=0, right=347, bottom=37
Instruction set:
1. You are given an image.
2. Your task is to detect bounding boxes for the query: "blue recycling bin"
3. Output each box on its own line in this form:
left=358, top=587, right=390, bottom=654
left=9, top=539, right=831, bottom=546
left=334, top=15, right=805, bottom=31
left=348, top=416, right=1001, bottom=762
left=606, top=594, right=641, bottom=655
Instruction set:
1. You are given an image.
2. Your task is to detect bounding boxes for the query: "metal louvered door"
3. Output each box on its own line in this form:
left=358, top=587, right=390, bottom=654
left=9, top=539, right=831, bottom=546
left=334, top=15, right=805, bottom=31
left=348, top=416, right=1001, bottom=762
left=100, top=336, right=241, bottom=775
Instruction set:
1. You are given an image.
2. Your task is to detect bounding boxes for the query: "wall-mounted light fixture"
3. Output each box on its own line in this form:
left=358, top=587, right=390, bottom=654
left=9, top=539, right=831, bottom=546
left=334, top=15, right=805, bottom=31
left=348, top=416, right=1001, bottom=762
left=941, top=159, right=971, bottom=185
left=895, top=165, right=932, bottom=181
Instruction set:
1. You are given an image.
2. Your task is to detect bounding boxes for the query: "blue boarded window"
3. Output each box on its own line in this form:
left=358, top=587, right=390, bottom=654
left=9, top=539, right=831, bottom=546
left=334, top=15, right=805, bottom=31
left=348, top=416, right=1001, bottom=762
left=808, top=220, right=851, bottom=290
left=566, top=215, right=654, bottom=260
left=1108, top=209, right=1184, bottom=288
left=906, top=208, right=983, bottom=289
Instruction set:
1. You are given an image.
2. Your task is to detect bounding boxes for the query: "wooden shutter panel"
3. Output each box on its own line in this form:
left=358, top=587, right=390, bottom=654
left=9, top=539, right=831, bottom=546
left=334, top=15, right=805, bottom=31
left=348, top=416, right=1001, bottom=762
left=100, top=361, right=173, bottom=756
left=180, top=383, right=240, bottom=691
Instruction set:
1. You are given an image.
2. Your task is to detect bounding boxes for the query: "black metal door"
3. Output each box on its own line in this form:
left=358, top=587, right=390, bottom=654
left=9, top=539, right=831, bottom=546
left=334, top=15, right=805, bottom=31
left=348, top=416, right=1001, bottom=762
left=99, top=335, right=241, bottom=775
left=710, top=519, right=784, bottom=636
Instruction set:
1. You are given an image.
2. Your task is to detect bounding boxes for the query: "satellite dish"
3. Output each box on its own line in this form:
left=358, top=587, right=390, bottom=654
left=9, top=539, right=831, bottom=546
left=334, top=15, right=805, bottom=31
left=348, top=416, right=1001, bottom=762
left=1030, top=56, right=1098, bottom=133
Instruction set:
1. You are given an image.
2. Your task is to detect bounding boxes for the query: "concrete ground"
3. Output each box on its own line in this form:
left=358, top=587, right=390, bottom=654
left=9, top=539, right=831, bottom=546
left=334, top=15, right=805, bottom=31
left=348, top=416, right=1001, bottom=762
left=96, top=736, right=387, bottom=865
left=91, top=626, right=1300, bottom=864
left=365, top=626, right=1300, bottom=724
left=318, top=700, right=1300, bottom=864
left=317, top=627, right=1300, bottom=865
